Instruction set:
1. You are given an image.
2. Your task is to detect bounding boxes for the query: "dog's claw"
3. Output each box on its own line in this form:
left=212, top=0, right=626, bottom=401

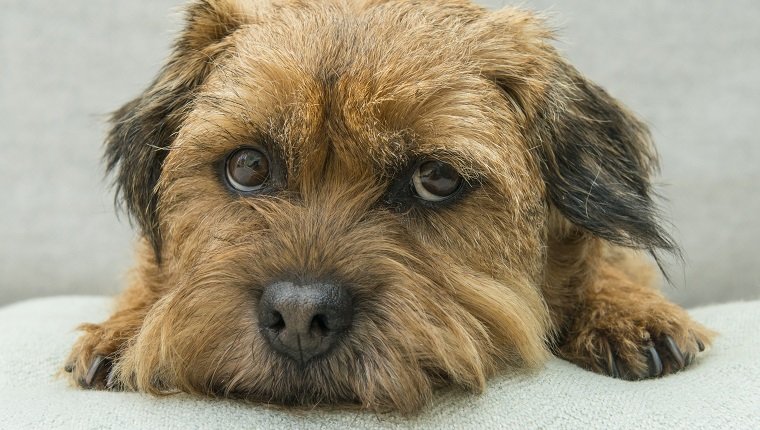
left=64, top=363, right=74, bottom=373
left=105, top=367, right=120, bottom=390
left=605, top=347, right=620, bottom=378
left=84, top=355, right=105, bottom=387
left=81, top=355, right=113, bottom=389
left=685, top=352, right=695, bottom=366
left=610, top=359, right=621, bottom=378
left=646, top=346, right=663, bottom=377
left=696, top=337, right=705, bottom=352
left=662, top=335, right=686, bottom=370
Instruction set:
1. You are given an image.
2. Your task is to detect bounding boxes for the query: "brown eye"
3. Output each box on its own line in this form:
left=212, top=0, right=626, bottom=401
left=226, top=148, right=269, bottom=192
left=411, top=160, right=463, bottom=202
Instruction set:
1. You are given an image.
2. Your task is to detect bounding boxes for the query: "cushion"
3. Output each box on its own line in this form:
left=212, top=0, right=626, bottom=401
left=1, top=296, right=758, bottom=429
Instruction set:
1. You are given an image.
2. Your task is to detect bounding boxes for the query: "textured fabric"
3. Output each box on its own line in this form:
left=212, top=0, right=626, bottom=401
left=0, top=296, right=757, bottom=429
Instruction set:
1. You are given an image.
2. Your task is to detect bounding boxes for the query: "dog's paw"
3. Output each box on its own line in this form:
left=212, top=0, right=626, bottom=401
left=561, top=326, right=710, bottom=380
left=557, top=288, right=715, bottom=380
left=64, top=324, right=122, bottom=390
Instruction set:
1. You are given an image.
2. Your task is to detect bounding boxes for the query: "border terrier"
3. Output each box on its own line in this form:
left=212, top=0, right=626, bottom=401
left=65, top=0, right=715, bottom=413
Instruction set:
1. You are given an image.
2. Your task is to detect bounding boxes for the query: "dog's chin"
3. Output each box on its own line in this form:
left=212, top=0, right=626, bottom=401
left=119, top=322, right=464, bottom=414
left=215, top=349, right=439, bottom=413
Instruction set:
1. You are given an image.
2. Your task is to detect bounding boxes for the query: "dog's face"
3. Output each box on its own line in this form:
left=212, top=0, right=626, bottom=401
left=108, top=0, right=670, bottom=412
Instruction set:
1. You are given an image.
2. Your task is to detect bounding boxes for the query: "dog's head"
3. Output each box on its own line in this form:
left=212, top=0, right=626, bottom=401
left=107, top=0, right=674, bottom=412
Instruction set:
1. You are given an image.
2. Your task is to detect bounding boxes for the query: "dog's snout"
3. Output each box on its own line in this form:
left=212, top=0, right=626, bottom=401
left=258, top=281, right=352, bottom=363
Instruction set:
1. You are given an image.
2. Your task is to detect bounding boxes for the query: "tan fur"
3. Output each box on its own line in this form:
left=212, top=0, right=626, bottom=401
left=66, top=0, right=714, bottom=414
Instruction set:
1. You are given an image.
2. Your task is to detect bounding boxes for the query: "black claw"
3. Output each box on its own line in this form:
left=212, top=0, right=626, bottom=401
left=646, top=346, right=663, bottom=377
left=64, top=363, right=74, bottom=373
left=83, top=355, right=112, bottom=388
left=609, top=359, right=620, bottom=379
left=696, top=338, right=705, bottom=352
left=685, top=353, right=695, bottom=366
left=106, top=368, right=119, bottom=390
left=605, top=348, right=620, bottom=378
left=663, top=336, right=686, bottom=370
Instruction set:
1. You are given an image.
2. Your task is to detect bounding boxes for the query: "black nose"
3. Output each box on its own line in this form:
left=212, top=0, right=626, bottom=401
left=258, top=281, right=353, bottom=363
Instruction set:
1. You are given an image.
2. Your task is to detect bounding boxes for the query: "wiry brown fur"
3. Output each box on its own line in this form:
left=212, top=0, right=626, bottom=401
left=66, top=0, right=714, bottom=414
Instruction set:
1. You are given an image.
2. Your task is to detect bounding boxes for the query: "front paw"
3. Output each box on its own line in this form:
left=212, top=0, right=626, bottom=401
left=558, top=292, right=715, bottom=380
left=64, top=324, right=121, bottom=390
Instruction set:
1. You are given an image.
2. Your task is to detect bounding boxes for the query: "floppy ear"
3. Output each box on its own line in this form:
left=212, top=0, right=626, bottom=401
left=105, top=0, right=249, bottom=260
left=476, top=8, right=676, bottom=255
left=535, top=59, right=677, bottom=255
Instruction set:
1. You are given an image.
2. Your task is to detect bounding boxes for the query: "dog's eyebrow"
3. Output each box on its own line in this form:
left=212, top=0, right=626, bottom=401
left=405, top=138, right=504, bottom=181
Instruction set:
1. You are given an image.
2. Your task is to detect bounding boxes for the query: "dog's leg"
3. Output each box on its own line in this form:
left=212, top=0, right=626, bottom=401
left=64, top=256, right=159, bottom=389
left=545, top=236, right=715, bottom=380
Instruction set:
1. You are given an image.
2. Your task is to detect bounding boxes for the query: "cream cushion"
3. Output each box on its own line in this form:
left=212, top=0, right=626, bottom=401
left=0, top=296, right=758, bottom=429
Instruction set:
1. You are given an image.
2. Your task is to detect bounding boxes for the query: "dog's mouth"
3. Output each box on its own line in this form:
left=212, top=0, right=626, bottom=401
left=215, top=344, right=438, bottom=414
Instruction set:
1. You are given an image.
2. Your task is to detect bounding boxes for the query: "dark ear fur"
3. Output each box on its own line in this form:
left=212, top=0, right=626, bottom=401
left=105, top=0, right=247, bottom=260
left=476, top=7, right=677, bottom=256
left=535, top=59, right=677, bottom=256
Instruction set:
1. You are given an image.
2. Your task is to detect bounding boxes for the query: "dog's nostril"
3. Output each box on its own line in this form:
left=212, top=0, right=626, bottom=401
left=259, top=308, right=286, bottom=331
left=268, top=311, right=285, bottom=330
left=309, top=314, right=330, bottom=336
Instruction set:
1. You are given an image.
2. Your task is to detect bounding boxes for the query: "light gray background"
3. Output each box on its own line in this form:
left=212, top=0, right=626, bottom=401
left=1, top=1, right=758, bottom=307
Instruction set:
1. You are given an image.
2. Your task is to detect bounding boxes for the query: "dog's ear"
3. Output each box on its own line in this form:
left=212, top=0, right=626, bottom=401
left=106, top=0, right=248, bottom=260
left=476, top=9, right=676, bottom=255
left=534, top=59, right=677, bottom=255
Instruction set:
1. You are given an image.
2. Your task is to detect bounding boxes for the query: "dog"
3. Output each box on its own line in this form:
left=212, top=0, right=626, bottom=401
left=65, top=0, right=715, bottom=413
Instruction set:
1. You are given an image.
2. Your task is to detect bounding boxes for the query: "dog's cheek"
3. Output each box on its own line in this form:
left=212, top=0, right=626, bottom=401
left=412, top=183, right=547, bottom=282
left=398, top=186, right=551, bottom=370
left=440, top=267, right=551, bottom=369
left=156, top=171, right=264, bottom=262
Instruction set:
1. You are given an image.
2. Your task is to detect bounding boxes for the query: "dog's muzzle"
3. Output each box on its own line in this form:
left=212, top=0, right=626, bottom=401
left=258, top=281, right=353, bottom=363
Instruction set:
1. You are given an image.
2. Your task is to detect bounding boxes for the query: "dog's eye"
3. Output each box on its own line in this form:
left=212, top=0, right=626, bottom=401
left=226, top=148, right=269, bottom=192
left=411, top=160, right=463, bottom=202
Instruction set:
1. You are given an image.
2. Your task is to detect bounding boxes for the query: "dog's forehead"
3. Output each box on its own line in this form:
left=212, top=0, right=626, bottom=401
left=185, top=1, right=525, bottom=179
